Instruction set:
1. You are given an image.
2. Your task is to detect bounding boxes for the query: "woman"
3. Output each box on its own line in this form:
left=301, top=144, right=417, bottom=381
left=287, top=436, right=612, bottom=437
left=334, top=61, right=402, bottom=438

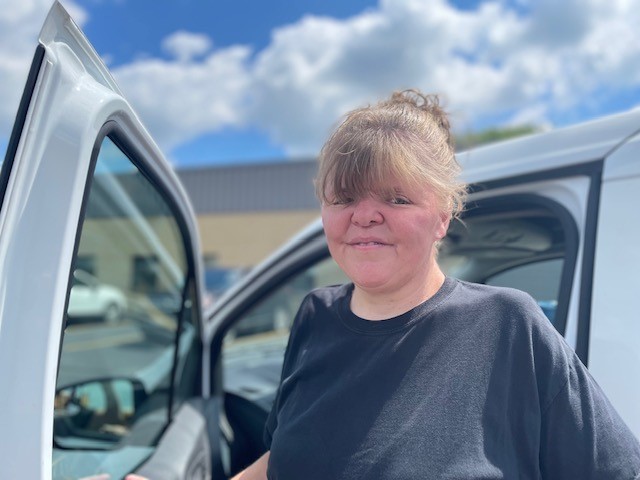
left=237, top=90, right=640, bottom=479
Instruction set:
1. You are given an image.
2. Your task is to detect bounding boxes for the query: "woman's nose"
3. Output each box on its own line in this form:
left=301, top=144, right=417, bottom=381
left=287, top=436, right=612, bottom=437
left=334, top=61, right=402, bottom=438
left=351, top=198, right=383, bottom=226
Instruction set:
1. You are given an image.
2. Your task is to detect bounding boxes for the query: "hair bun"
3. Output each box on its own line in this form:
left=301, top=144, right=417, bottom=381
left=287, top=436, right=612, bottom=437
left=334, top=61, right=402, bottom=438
left=388, top=89, right=453, bottom=147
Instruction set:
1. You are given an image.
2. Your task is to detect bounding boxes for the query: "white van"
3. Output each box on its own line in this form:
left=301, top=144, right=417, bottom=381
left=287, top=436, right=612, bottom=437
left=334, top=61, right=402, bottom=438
left=0, top=3, right=637, bottom=479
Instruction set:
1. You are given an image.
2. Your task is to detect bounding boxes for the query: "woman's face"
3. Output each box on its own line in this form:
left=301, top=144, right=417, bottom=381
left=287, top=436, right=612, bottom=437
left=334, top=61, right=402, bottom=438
left=321, top=180, right=450, bottom=297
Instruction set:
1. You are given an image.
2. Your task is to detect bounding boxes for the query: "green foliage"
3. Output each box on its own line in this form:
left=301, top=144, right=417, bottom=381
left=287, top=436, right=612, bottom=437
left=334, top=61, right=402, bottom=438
left=455, top=125, right=540, bottom=151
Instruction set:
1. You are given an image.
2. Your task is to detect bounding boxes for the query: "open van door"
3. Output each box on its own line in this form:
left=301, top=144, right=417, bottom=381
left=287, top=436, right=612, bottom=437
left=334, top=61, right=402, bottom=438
left=0, top=3, right=223, bottom=478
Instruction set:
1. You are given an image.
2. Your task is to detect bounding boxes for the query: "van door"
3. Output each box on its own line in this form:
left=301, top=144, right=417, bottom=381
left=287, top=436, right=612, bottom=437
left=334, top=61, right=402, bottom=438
left=0, top=3, right=221, bottom=479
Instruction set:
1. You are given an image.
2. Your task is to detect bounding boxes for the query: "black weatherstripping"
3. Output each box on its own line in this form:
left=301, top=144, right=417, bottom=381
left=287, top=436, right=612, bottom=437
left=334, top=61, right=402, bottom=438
left=467, top=160, right=603, bottom=195
left=575, top=164, right=603, bottom=365
left=0, top=45, right=46, bottom=212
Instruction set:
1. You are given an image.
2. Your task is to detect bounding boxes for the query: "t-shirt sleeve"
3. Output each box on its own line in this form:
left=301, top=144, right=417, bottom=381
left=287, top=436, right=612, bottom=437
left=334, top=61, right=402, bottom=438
left=539, top=350, right=640, bottom=479
left=505, top=289, right=640, bottom=478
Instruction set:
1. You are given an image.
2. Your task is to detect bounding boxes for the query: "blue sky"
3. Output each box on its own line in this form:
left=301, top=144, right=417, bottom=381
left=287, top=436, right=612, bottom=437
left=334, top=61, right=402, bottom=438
left=79, top=0, right=383, bottom=164
left=1, top=0, right=640, bottom=169
left=81, top=0, right=379, bottom=62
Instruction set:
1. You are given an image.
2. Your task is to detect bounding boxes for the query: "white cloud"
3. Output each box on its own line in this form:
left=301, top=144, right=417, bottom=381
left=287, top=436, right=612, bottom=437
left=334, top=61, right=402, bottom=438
left=506, top=103, right=552, bottom=130
left=2, top=0, right=640, bottom=163
left=247, top=0, right=640, bottom=156
left=113, top=45, right=251, bottom=150
left=162, top=31, right=213, bottom=62
left=249, top=0, right=528, bottom=155
left=0, top=0, right=247, bottom=156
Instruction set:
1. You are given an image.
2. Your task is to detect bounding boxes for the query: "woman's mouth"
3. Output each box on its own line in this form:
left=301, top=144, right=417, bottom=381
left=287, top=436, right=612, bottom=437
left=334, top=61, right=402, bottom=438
left=348, top=238, right=390, bottom=248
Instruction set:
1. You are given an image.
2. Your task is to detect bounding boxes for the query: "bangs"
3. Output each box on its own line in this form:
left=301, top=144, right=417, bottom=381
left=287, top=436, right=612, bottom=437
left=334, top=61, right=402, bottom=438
left=318, top=128, right=423, bottom=204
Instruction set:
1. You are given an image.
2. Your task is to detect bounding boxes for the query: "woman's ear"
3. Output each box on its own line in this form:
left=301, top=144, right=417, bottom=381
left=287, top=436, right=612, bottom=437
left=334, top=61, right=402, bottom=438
left=436, top=212, right=451, bottom=239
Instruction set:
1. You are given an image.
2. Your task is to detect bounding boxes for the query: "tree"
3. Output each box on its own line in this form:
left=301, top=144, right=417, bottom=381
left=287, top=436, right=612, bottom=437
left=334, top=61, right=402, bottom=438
left=455, top=125, right=540, bottom=151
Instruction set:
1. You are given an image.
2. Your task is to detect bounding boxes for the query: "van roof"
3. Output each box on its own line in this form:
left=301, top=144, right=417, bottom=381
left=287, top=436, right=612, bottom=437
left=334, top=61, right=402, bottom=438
left=456, top=108, right=640, bottom=183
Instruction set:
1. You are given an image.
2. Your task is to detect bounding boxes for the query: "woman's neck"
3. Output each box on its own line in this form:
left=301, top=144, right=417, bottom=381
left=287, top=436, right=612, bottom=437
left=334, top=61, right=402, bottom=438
left=350, top=268, right=446, bottom=321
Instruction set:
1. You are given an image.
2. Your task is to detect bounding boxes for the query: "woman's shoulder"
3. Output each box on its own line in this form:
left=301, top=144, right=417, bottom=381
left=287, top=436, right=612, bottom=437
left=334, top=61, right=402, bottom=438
left=448, top=278, right=541, bottom=313
left=445, top=278, right=564, bottom=347
left=449, top=279, right=577, bottom=397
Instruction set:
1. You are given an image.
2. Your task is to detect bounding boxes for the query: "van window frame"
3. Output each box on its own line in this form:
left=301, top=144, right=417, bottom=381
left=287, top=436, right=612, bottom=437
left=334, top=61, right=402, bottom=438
left=469, top=160, right=603, bottom=364
left=0, top=45, right=46, bottom=212
left=58, top=120, right=204, bottom=427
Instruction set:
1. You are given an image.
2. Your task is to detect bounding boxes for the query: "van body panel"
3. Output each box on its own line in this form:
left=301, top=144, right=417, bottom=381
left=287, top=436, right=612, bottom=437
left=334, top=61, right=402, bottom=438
left=602, top=130, right=640, bottom=181
left=458, top=110, right=640, bottom=184
left=591, top=136, right=640, bottom=438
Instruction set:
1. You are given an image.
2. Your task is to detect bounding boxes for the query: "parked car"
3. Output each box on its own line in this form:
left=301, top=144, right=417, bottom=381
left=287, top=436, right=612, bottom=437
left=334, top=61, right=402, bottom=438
left=67, top=269, right=128, bottom=324
left=1, top=3, right=638, bottom=480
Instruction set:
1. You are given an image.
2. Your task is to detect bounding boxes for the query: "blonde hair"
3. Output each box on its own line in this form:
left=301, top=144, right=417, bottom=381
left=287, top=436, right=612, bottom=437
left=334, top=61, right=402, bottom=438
left=315, top=89, right=466, bottom=219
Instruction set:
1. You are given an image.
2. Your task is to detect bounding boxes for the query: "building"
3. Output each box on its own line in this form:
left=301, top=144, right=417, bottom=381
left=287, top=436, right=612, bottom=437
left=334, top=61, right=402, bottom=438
left=177, top=159, right=320, bottom=269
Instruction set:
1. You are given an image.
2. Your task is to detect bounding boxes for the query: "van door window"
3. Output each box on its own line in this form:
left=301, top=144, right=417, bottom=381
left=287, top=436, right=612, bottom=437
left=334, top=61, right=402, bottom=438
left=53, top=136, right=198, bottom=479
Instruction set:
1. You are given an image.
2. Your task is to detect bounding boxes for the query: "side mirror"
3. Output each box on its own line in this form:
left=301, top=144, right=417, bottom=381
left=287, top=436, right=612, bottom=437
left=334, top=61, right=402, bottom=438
left=54, top=377, right=146, bottom=448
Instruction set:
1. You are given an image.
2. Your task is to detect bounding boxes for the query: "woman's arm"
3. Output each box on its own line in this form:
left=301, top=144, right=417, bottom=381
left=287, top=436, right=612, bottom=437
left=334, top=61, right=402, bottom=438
left=231, top=451, right=270, bottom=480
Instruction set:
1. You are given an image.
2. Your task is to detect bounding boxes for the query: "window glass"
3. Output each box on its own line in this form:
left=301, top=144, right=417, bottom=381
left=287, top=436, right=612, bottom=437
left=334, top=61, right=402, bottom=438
left=222, top=257, right=348, bottom=411
left=53, top=137, right=195, bottom=479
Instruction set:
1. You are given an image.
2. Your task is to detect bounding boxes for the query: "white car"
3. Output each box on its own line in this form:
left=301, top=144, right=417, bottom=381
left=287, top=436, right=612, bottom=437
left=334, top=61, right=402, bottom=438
left=1, top=3, right=638, bottom=479
left=67, top=269, right=127, bottom=323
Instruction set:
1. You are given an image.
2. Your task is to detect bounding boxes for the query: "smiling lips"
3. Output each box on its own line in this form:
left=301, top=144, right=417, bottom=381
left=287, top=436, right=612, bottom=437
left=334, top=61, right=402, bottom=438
left=347, top=238, right=391, bottom=248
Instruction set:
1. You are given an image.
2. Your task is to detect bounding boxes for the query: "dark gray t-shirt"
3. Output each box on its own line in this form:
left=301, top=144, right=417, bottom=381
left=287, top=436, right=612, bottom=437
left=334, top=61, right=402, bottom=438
left=264, top=278, right=640, bottom=479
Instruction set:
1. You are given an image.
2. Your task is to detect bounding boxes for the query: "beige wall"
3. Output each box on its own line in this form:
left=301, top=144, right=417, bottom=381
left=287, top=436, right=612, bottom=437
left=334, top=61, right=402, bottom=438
left=77, top=217, right=187, bottom=292
left=76, top=211, right=321, bottom=288
left=197, top=210, right=320, bottom=268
